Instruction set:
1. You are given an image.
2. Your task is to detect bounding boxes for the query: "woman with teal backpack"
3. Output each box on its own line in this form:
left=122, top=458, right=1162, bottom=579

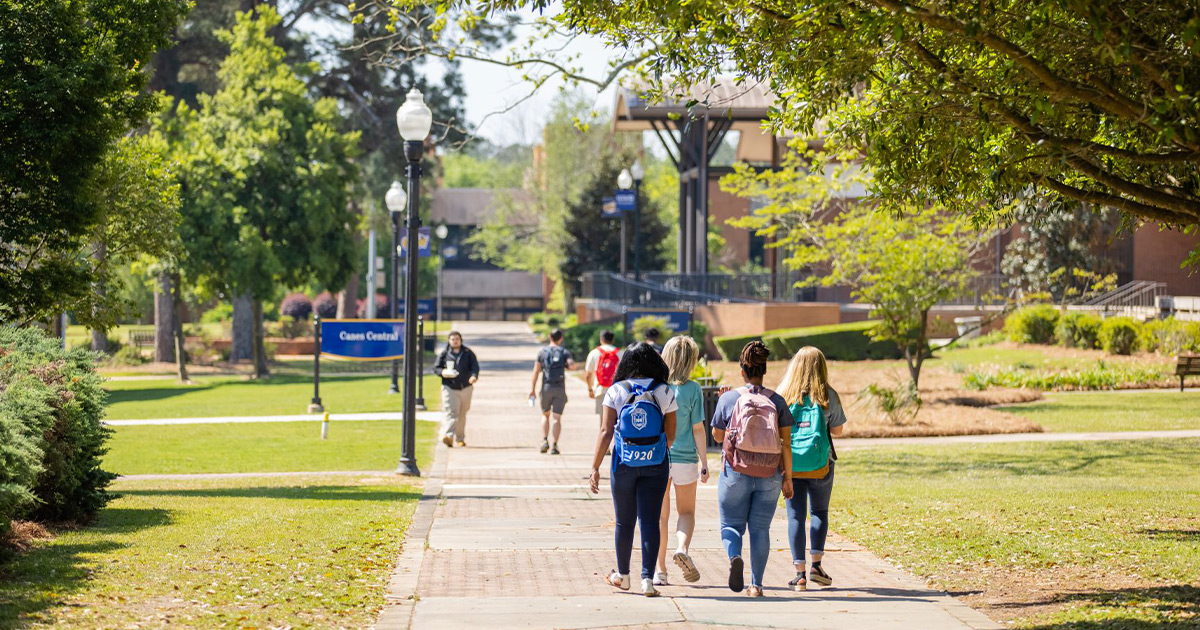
left=776, top=346, right=847, bottom=591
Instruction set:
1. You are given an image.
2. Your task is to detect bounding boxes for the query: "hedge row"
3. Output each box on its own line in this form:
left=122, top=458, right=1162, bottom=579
left=1, top=326, right=115, bottom=542
left=1004, top=305, right=1200, bottom=356
left=715, top=321, right=902, bottom=361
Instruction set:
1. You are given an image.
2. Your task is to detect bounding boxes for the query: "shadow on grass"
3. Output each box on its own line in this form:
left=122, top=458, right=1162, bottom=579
left=103, top=374, right=386, bottom=406
left=0, top=508, right=171, bottom=628
left=120, top=485, right=421, bottom=503
left=1141, top=529, right=1200, bottom=541
left=1004, top=584, right=1199, bottom=630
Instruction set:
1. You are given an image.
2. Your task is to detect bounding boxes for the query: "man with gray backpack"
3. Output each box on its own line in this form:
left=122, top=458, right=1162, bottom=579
left=530, top=328, right=575, bottom=454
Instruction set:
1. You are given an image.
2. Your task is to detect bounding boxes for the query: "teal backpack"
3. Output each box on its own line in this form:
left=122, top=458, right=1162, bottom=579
left=790, top=394, right=832, bottom=474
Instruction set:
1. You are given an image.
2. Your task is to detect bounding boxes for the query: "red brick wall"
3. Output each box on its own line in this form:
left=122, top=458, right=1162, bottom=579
left=1133, top=226, right=1200, bottom=295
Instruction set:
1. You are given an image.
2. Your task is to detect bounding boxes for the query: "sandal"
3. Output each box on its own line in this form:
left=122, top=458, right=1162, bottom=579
left=747, top=585, right=764, bottom=598
left=605, top=570, right=630, bottom=591
left=810, top=563, right=832, bottom=586
left=788, top=571, right=808, bottom=591
left=673, top=552, right=701, bottom=583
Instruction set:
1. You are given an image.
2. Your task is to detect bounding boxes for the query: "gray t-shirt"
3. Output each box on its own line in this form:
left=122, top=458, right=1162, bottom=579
left=537, top=345, right=573, bottom=386
left=710, top=386, right=796, bottom=430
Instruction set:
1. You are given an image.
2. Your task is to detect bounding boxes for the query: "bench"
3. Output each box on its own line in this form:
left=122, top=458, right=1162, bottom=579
left=127, top=330, right=155, bottom=349
left=1177, top=354, right=1200, bottom=391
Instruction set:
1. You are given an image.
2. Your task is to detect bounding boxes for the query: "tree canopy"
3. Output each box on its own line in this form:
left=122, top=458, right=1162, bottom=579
left=450, top=0, right=1200, bottom=235
left=0, top=0, right=187, bottom=323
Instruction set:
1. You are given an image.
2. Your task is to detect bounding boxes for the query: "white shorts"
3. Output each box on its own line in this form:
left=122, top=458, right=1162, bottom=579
left=669, top=461, right=700, bottom=485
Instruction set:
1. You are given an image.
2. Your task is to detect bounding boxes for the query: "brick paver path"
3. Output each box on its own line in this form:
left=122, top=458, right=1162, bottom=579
left=376, top=321, right=1001, bottom=630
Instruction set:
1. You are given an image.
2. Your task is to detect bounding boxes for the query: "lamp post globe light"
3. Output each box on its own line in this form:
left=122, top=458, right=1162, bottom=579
left=385, top=181, right=407, bottom=395
left=395, top=88, right=433, bottom=478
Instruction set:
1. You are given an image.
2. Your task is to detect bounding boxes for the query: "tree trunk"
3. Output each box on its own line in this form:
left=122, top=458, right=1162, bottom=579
left=154, top=270, right=174, bottom=362
left=90, top=242, right=109, bottom=353
left=251, top=299, right=270, bottom=379
left=172, top=271, right=191, bottom=384
left=338, top=273, right=360, bottom=318
left=231, top=293, right=254, bottom=362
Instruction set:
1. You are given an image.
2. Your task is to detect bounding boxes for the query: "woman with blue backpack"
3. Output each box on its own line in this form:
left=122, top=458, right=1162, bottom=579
left=588, top=343, right=678, bottom=597
left=776, top=346, right=847, bottom=591
left=710, top=341, right=795, bottom=597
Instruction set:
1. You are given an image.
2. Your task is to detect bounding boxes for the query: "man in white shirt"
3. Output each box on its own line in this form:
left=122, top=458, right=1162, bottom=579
left=584, top=330, right=620, bottom=417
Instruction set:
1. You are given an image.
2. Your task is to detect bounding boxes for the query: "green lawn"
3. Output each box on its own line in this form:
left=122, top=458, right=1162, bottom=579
left=0, top=475, right=419, bottom=629
left=104, top=420, right=437, bottom=475
left=838, top=439, right=1200, bottom=628
left=104, top=373, right=442, bottom=419
left=999, top=391, right=1200, bottom=432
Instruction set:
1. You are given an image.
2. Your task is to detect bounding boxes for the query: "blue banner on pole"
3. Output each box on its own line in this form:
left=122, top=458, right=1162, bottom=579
left=400, top=227, right=432, bottom=258
left=615, top=190, right=636, bottom=212
left=624, top=308, right=692, bottom=335
left=601, top=196, right=620, bottom=219
left=319, top=319, right=405, bottom=361
left=396, top=298, right=436, bottom=318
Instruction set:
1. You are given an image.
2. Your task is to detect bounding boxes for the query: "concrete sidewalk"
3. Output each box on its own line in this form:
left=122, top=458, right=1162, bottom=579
left=376, top=321, right=1001, bottom=630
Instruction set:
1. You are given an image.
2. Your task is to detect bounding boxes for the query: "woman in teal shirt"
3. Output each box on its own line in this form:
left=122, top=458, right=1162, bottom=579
left=653, top=335, right=709, bottom=585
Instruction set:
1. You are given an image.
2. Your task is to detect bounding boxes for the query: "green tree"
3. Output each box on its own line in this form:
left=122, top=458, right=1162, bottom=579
left=1001, top=199, right=1124, bottom=301
left=0, top=0, right=187, bottom=325
left=167, top=7, right=360, bottom=378
left=453, top=0, right=1200, bottom=235
left=725, top=142, right=995, bottom=390
left=466, top=95, right=641, bottom=309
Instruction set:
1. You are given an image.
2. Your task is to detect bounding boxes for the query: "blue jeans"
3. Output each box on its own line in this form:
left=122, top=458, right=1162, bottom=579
left=610, top=460, right=670, bottom=579
left=785, top=461, right=835, bottom=566
left=717, top=468, right=782, bottom=587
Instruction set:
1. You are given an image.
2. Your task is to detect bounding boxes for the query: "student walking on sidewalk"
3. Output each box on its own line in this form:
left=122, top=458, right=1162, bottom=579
left=710, top=341, right=794, bottom=597
left=433, top=330, right=479, bottom=447
left=530, top=328, right=574, bottom=454
left=653, top=335, right=708, bottom=586
left=777, top=346, right=847, bottom=591
left=585, top=330, right=621, bottom=419
left=589, top=343, right=677, bottom=597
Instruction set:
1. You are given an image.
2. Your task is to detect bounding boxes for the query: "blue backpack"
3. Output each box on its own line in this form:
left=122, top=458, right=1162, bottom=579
left=615, top=381, right=667, bottom=467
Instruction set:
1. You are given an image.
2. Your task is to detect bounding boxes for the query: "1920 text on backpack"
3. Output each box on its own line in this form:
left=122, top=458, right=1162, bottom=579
left=595, top=348, right=619, bottom=388
left=615, top=381, right=667, bottom=467
left=723, top=386, right=781, bottom=477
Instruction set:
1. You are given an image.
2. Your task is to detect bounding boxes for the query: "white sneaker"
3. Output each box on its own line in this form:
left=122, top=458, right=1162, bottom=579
left=605, top=571, right=630, bottom=591
left=641, top=577, right=660, bottom=597
left=652, top=571, right=668, bottom=586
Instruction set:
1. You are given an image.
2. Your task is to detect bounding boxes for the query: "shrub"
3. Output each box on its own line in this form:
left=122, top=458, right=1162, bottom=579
left=713, top=333, right=763, bottom=361
left=357, top=293, right=390, bottom=318
left=761, top=331, right=791, bottom=359
left=964, top=360, right=1169, bottom=391
left=200, top=302, right=234, bottom=324
left=1140, top=318, right=1200, bottom=355
left=776, top=321, right=903, bottom=361
left=313, top=292, right=338, bottom=319
left=1005, top=305, right=1061, bottom=344
left=0, top=327, right=115, bottom=527
left=280, top=293, right=312, bottom=321
left=1098, top=317, right=1140, bottom=355
left=1055, top=312, right=1102, bottom=349
left=859, top=381, right=922, bottom=424
left=109, top=345, right=147, bottom=366
left=630, top=316, right=670, bottom=344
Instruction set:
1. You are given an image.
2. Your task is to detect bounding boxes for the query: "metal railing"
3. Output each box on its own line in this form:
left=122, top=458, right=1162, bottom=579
left=582, top=272, right=760, bottom=308
left=1083, top=280, right=1168, bottom=309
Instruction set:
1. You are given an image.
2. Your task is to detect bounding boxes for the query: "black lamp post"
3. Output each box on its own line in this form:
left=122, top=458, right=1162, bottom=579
left=631, top=160, right=645, bottom=280
left=394, top=88, right=433, bottom=477
left=384, top=180, right=406, bottom=395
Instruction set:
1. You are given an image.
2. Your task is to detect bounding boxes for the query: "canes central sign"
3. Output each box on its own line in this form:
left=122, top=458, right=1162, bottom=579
left=319, top=319, right=405, bottom=361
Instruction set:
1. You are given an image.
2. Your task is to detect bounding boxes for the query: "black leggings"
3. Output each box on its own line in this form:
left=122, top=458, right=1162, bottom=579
left=610, top=460, right=670, bottom=579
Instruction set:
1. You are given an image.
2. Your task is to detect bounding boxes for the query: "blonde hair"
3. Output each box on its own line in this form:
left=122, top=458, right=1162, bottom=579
left=777, top=346, right=830, bottom=408
left=662, top=335, right=700, bottom=385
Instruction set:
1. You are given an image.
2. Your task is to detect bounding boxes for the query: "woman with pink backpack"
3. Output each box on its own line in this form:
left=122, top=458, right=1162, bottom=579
left=709, top=341, right=794, bottom=597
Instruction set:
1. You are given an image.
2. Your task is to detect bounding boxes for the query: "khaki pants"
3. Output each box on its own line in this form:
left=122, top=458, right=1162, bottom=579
left=441, top=385, right=474, bottom=441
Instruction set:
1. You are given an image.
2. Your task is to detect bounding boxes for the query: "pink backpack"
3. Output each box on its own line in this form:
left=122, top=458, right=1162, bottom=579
left=723, top=386, right=782, bottom=477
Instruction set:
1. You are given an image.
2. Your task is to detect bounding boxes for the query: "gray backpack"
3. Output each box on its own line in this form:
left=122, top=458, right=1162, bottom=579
left=541, top=346, right=568, bottom=384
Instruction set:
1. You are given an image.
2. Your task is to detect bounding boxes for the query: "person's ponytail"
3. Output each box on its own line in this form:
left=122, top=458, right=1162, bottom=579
left=739, top=340, right=770, bottom=379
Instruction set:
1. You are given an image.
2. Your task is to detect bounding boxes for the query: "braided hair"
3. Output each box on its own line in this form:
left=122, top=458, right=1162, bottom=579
left=739, top=340, right=770, bottom=380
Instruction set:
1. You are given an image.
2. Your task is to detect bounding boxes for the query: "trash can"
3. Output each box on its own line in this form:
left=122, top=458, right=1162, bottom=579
left=701, top=385, right=723, bottom=449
